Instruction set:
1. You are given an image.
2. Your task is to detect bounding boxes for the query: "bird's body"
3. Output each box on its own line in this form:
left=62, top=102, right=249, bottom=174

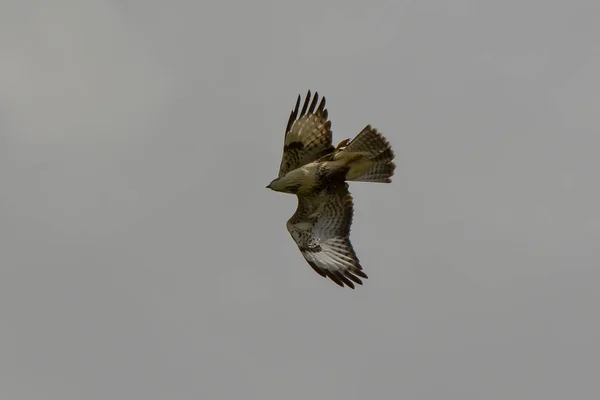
left=267, top=91, right=395, bottom=288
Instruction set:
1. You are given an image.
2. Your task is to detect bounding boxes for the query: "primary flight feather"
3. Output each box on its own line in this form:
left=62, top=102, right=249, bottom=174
left=267, top=91, right=396, bottom=288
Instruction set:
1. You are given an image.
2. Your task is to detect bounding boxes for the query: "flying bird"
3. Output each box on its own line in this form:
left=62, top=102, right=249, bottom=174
left=267, top=91, right=396, bottom=288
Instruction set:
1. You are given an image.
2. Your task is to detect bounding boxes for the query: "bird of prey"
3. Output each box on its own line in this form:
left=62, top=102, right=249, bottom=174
left=267, top=91, right=396, bottom=288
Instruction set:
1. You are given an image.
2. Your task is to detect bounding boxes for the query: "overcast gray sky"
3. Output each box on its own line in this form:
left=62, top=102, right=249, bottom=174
left=2, top=1, right=599, bottom=399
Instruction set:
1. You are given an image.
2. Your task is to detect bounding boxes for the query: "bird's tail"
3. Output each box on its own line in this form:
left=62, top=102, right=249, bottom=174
left=334, top=125, right=396, bottom=183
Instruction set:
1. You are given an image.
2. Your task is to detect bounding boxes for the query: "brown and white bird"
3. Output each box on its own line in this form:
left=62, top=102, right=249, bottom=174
left=267, top=91, right=395, bottom=288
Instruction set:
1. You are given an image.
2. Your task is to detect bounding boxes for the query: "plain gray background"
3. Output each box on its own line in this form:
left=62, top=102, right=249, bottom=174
left=2, top=1, right=599, bottom=399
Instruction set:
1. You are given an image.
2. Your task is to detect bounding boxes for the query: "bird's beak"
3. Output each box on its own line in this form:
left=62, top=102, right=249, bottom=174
left=266, top=184, right=271, bottom=189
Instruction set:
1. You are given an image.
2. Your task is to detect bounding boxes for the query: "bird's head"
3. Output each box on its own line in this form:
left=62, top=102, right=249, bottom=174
left=266, top=177, right=300, bottom=194
left=266, top=178, right=283, bottom=192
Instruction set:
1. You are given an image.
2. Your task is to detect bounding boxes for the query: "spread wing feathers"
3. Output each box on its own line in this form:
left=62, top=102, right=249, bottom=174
left=278, top=90, right=334, bottom=177
left=286, top=183, right=368, bottom=288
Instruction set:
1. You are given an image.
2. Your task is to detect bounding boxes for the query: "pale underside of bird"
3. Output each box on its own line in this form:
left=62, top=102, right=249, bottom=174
left=267, top=91, right=396, bottom=289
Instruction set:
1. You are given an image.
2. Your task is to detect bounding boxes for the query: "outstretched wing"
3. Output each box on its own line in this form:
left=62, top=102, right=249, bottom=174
left=286, top=183, right=368, bottom=288
left=278, top=91, right=334, bottom=177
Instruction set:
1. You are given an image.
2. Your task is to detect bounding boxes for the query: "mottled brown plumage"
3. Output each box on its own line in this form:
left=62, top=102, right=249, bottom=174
left=278, top=91, right=334, bottom=178
left=267, top=91, right=396, bottom=288
left=286, top=182, right=367, bottom=288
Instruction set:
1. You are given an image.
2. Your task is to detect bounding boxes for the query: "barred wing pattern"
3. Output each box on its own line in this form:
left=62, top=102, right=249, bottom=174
left=278, top=91, right=334, bottom=178
left=286, top=183, right=368, bottom=288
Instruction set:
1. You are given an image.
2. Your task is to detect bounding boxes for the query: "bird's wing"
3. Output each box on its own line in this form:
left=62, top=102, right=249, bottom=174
left=286, top=183, right=367, bottom=288
left=278, top=90, right=334, bottom=177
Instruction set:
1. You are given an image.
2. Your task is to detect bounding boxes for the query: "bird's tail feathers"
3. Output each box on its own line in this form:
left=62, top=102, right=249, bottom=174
left=335, top=126, right=396, bottom=183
